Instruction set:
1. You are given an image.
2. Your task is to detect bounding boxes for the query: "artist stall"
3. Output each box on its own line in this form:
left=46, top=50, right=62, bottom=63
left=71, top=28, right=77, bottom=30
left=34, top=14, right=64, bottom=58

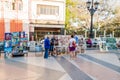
left=4, top=32, right=28, bottom=57
left=45, top=35, right=85, bottom=55
left=4, top=33, right=12, bottom=57
left=99, top=37, right=117, bottom=52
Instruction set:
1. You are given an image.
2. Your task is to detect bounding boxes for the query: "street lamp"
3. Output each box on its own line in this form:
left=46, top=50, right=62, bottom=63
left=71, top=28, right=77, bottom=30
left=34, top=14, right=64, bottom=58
left=86, top=0, right=99, bottom=38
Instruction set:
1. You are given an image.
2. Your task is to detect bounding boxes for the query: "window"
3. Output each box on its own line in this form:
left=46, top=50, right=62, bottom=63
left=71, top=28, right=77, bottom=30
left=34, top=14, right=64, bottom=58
left=4, top=1, right=11, bottom=10
left=18, top=0, right=23, bottom=10
left=12, top=2, right=15, bottom=10
left=12, top=0, right=23, bottom=11
left=37, top=5, right=59, bottom=15
left=0, top=1, right=1, bottom=9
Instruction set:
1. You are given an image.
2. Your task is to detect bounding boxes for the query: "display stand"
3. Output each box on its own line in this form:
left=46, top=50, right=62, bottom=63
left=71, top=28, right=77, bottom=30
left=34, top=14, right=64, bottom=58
left=106, top=37, right=117, bottom=50
left=19, top=32, right=28, bottom=56
left=45, top=35, right=84, bottom=55
left=99, top=37, right=117, bottom=52
left=29, top=41, right=36, bottom=52
left=3, top=32, right=28, bottom=57
left=11, top=32, right=22, bottom=56
left=12, top=32, right=28, bottom=57
left=4, top=33, right=12, bottom=57
left=29, top=41, right=44, bottom=56
left=0, top=42, right=4, bottom=56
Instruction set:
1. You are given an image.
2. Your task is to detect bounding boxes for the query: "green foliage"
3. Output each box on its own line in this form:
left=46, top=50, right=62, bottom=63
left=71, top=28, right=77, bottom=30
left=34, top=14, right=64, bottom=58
left=65, top=0, right=89, bottom=34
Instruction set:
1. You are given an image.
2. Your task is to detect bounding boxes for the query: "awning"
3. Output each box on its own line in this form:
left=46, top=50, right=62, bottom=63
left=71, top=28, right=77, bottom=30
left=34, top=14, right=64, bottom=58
left=29, top=24, right=64, bottom=28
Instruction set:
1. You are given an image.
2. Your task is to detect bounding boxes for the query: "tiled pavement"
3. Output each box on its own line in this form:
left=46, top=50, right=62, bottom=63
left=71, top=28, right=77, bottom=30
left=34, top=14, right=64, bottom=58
left=0, top=50, right=120, bottom=80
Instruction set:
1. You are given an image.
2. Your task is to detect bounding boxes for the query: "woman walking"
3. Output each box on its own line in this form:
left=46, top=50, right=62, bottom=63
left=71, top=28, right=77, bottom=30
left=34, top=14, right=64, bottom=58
left=69, top=35, right=76, bottom=59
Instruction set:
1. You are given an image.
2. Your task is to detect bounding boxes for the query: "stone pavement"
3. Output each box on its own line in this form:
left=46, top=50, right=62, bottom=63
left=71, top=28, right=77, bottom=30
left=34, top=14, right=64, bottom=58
left=0, top=49, right=120, bottom=80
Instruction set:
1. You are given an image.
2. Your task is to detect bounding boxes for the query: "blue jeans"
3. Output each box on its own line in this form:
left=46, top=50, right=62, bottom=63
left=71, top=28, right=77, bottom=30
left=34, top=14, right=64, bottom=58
left=49, top=45, right=54, bottom=51
left=44, top=48, right=49, bottom=59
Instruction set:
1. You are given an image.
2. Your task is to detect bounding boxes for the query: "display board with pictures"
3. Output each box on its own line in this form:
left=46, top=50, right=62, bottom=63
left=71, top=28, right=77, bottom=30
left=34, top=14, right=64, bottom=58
left=45, top=35, right=71, bottom=46
left=12, top=32, right=20, bottom=46
left=4, top=33, right=12, bottom=53
left=99, top=37, right=117, bottom=52
left=19, top=31, right=25, bottom=38
left=106, top=37, right=117, bottom=50
left=45, top=35, right=84, bottom=54
left=4, top=32, right=28, bottom=55
left=0, top=41, right=4, bottom=51
left=46, top=35, right=83, bottom=46
left=5, top=33, right=12, bottom=40
left=19, top=32, right=28, bottom=47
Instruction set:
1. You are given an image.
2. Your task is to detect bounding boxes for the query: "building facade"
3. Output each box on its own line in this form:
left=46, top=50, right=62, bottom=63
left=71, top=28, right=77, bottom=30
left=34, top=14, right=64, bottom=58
left=0, top=0, right=65, bottom=41
left=29, top=0, right=65, bottom=41
left=0, top=0, right=29, bottom=41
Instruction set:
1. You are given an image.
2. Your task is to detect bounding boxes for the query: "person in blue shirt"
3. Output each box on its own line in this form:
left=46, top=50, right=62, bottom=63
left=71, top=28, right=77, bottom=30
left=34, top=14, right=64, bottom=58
left=73, top=32, right=79, bottom=58
left=44, top=37, right=50, bottom=59
left=74, top=32, right=79, bottom=45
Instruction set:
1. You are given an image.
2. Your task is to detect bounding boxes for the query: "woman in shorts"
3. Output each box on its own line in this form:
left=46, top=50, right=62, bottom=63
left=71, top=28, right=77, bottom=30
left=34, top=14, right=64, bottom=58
left=69, top=35, right=76, bottom=59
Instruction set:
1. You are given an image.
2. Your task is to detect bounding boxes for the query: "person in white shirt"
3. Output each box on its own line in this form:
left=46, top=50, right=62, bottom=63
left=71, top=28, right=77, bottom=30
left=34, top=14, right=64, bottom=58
left=69, top=35, right=76, bottom=59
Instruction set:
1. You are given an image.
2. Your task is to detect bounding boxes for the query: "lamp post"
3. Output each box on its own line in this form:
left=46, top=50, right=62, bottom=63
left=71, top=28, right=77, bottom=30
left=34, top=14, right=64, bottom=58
left=86, top=0, right=99, bottom=38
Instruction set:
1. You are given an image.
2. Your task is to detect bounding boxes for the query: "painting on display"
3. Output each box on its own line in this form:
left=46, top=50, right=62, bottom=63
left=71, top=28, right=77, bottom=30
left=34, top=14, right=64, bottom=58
left=20, top=33, right=28, bottom=42
left=106, top=37, right=117, bottom=50
left=12, top=32, right=19, bottom=38
left=59, top=35, right=71, bottom=46
left=19, top=32, right=25, bottom=38
left=20, top=32, right=28, bottom=48
left=12, top=32, right=20, bottom=46
left=4, top=40, right=12, bottom=53
left=4, top=33, right=12, bottom=53
left=5, top=33, right=12, bottom=40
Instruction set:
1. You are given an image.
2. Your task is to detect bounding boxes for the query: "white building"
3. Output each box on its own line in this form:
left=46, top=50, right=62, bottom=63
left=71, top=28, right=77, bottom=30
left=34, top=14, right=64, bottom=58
left=29, top=0, right=65, bottom=40
left=0, top=0, right=65, bottom=41
left=0, top=0, right=29, bottom=41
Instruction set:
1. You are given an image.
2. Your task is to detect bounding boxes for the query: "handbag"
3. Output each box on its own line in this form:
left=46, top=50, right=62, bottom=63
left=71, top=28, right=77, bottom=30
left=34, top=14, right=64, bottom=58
left=72, top=41, right=77, bottom=48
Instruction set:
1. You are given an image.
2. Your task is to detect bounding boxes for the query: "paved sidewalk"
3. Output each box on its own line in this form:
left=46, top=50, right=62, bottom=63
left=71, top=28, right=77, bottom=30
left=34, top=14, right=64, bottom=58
left=0, top=49, right=120, bottom=80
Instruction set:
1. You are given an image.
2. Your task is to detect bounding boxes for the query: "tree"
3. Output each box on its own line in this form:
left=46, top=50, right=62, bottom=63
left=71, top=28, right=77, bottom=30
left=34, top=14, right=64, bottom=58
left=99, top=4, right=120, bottom=37
left=65, top=0, right=90, bottom=34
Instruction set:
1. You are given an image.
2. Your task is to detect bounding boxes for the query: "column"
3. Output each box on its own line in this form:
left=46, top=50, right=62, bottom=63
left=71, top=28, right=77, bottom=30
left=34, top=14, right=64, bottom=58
left=112, top=31, right=114, bottom=37
left=5, top=19, right=10, bottom=32
left=23, top=20, right=29, bottom=33
left=85, top=30, right=87, bottom=38
left=95, top=29, right=96, bottom=38
left=60, top=28, right=64, bottom=35
left=104, top=30, right=106, bottom=37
